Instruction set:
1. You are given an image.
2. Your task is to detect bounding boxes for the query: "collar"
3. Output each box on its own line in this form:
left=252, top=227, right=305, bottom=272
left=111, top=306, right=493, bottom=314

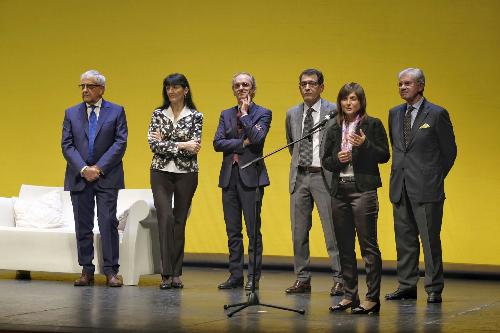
left=163, top=105, right=192, bottom=122
left=86, top=98, right=102, bottom=109
left=304, top=99, right=321, bottom=113
left=408, top=96, right=424, bottom=111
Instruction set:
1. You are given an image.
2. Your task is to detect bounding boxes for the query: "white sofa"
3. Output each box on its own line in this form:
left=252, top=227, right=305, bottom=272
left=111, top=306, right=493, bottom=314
left=0, top=184, right=162, bottom=285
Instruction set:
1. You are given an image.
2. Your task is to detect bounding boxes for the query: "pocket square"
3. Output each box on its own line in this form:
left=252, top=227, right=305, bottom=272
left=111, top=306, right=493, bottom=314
left=419, top=123, right=430, bottom=129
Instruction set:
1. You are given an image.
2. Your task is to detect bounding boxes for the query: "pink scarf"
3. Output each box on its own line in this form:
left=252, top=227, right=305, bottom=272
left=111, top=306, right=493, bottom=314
left=341, top=115, right=361, bottom=152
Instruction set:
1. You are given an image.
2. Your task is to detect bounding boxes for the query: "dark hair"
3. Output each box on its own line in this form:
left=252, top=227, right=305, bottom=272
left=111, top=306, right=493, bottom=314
left=158, top=73, right=197, bottom=110
left=336, top=82, right=367, bottom=125
left=299, top=68, right=324, bottom=85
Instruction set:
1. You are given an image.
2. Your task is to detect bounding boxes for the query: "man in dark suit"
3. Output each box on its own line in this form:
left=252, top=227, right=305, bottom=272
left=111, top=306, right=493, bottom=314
left=213, top=72, right=272, bottom=291
left=62, top=69, right=128, bottom=287
left=385, top=68, right=457, bottom=303
left=284, top=69, right=343, bottom=295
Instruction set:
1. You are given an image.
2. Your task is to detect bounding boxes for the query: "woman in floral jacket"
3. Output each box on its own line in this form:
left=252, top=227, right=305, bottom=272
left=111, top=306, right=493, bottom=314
left=148, top=73, right=203, bottom=290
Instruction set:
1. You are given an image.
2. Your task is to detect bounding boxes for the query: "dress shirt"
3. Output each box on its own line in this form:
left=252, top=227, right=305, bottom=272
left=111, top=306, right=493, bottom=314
left=302, top=99, right=321, bottom=167
left=407, top=96, right=424, bottom=127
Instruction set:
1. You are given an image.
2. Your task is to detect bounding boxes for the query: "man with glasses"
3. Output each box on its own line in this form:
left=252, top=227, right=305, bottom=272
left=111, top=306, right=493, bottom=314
left=213, top=72, right=272, bottom=291
left=284, top=69, right=343, bottom=295
left=62, top=69, right=128, bottom=287
left=385, top=68, right=456, bottom=303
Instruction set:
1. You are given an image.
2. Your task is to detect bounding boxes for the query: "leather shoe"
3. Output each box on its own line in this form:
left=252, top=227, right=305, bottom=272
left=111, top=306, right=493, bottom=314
left=427, top=292, right=442, bottom=303
left=218, top=278, right=244, bottom=289
left=351, top=302, right=380, bottom=315
left=285, top=280, right=311, bottom=294
left=106, top=274, right=123, bottom=287
left=329, top=299, right=359, bottom=312
left=385, top=287, right=417, bottom=300
left=244, top=280, right=259, bottom=291
left=74, top=272, right=94, bottom=286
left=330, top=282, right=344, bottom=296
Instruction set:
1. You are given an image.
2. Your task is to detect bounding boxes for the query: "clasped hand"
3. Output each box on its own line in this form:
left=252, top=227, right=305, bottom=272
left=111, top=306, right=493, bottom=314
left=83, top=166, right=101, bottom=182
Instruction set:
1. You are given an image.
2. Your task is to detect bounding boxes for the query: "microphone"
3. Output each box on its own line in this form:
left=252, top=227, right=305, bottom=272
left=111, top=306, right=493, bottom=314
left=307, top=111, right=336, bottom=134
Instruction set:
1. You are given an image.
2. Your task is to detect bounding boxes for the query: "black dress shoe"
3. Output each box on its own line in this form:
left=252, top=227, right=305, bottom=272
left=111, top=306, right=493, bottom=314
left=385, top=288, right=417, bottom=300
left=329, top=299, right=359, bottom=312
left=285, top=280, right=311, bottom=294
left=218, top=278, right=244, bottom=289
left=244, top=280, right=259, bottom=291
left=351, top=302, right=380, bottom=315
left=330, top=282, right=344, bottom=296
left=427, top=292, right=442, bottom=303
left=74, top=272, right=94, bottom=286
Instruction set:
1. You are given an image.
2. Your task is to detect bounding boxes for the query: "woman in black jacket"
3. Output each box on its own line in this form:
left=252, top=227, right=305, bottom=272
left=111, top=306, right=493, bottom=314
left=323, top=82, right=390, bottom=314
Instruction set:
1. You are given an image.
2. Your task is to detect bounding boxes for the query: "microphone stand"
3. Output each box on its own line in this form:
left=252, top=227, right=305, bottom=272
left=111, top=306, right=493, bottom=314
left=223, top=122, right=330, bottom=317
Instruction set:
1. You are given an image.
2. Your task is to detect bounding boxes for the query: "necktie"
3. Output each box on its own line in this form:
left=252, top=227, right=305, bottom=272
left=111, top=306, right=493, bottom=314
left=299, top=108, right=314, bottom=166
left=88, top=105, right=97, bottom=163
left=403, top=105, right=414, bottom=148
left=232, top=109, right=243, bottom=164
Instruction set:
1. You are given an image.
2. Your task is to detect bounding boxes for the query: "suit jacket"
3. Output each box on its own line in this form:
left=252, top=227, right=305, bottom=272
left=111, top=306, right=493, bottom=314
left=388, top=98, right=457, bottom=203
left=213, top=103, right=272, bottom=188
left=62, top=99, right=128, bottom=191
left=285, top=98, right=337, bottom=194
left=322, top=116, right=390, bottom=196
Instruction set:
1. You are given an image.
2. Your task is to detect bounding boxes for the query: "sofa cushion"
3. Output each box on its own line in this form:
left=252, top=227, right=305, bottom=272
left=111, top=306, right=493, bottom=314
left=14, top=190, right=64, bottom=229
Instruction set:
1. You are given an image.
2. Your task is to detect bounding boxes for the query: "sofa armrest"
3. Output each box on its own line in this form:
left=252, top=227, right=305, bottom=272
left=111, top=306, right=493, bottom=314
left=0, top=197, right=15, bottom=227
left=119, top=200, right=156, bottom=285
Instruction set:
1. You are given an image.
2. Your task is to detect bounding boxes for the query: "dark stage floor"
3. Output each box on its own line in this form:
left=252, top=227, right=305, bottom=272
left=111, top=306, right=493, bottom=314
left=0, top=267, right=499, bottom=332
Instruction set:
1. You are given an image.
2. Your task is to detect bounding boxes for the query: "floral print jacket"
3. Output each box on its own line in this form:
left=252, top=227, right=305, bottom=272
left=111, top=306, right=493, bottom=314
left=148, top=108, right=203, bottom=172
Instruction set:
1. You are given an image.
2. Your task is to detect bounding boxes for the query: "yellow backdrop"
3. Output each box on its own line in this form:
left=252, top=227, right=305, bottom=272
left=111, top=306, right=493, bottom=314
left=1, top=0, right=499, bottom=266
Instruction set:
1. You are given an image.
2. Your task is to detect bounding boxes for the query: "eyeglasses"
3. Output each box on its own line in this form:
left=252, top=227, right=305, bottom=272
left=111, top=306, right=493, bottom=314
left=233, top=82, right=252, bottom=89
left=300, top=81, right=319, bottom=88
left=78, top=84, right=102, bottom=90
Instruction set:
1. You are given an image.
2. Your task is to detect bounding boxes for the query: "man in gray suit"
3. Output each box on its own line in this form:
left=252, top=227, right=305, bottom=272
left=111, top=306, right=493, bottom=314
left=385, top=68, right=457, bottom=304
left=284, top=69, right=343, bottom=295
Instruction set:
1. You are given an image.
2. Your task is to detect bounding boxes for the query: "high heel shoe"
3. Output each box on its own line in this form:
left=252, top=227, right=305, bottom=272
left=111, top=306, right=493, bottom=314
left=171, top=277, right=184, bottom=289
left=351, top=302, right=380, bottom=315
left=159, top=276, right=172, bottom=290
left=329, top=300, right=359, bottom=312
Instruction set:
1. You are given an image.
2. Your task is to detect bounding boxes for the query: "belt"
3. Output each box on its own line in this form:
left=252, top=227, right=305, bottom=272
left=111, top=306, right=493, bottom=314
left=339, top=176, right=356, bottom=183
left=298, top=165, right=322, bottom=173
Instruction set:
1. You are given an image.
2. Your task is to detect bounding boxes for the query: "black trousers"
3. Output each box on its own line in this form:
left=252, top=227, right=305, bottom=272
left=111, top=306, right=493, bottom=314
left=150, top=169, right=198, bottom=277
left=221, top=165, right=263, bottom=281
left=393, top=183, right=444, bottom=294
left=331, top=182, right=382, bottom=302
left=70, top=183, right=119, bottom=276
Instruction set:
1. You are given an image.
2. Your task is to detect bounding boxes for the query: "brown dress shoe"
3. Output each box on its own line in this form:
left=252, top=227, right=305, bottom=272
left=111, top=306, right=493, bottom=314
left=330, top=282, right=344, bottom=296
left=106, top=274, right=123, bottom=287
left=74, top=272, right=94, bottom=286
left=285, top=280, right=311, bottom=294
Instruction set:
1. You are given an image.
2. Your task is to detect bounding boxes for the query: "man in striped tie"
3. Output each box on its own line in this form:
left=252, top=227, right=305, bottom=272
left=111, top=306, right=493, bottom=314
left=62, top=69, right=128, bottom=287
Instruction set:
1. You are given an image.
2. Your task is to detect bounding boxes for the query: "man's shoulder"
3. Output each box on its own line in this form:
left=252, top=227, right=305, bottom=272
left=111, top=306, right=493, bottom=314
left=287, top=102, right=303, bottom=115
left=321, top=98, right=337, bottom=112
left=253, top=103, right=271, bottom=114
left=389, top=103, right=406, bottom=113
left=423, top=99, right=446, bottom=113
left=102, top=100, right=124, bottom=111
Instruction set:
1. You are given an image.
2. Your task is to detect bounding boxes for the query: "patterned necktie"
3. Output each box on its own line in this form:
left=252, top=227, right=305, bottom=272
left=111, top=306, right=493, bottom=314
left=299, top=108, right=314, bottom=166
left=403, top=105, right=414, bottom=148
left=88, top=105, right=97, bottom=163
left=232, top=109, right=243, bottom=164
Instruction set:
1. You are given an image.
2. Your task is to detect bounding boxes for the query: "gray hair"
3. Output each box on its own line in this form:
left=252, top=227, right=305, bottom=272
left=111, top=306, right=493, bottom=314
left=81, top=69, right=106, bottom=86
left=232, top=72, right=257, bottom=91
left=398, top=68, right=425, bottom=86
